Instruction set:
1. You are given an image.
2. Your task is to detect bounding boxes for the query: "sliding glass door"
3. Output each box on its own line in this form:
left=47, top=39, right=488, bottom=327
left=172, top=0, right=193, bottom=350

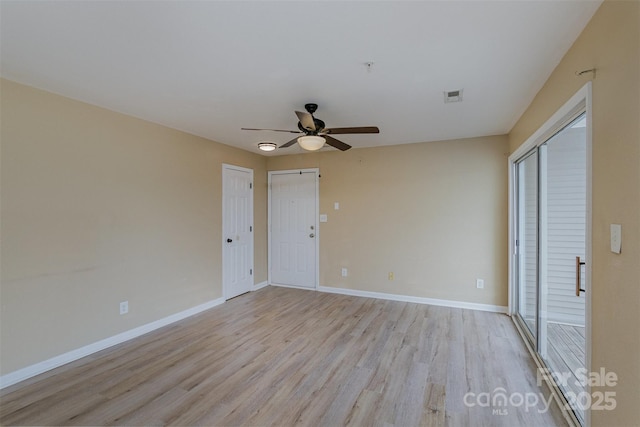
left=513, top=112, right=588, bottom=424
left=541, top=113, right=588, bottom=422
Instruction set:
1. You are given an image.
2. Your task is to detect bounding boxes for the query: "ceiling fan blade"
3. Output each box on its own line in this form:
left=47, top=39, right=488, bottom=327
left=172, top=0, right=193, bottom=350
left=324, top=126, right=379, bottom=135
left=241, top=127, right=300, bottom=133
left=324, top=135, right=351, bottom=151
left=279, top=137, right=299, bottom=148
left=295, top=111, right=316, bottom=131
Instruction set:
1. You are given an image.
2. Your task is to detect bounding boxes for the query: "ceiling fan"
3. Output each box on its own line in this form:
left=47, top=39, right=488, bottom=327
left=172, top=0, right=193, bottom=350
left=242, top=103, right=379, bottom=151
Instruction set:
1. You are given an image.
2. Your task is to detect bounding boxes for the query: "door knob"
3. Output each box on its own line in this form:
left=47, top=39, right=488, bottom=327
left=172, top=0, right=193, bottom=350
left=309, top=233, right=315, bottom=238
left=227, top=238, right=233, bottom=243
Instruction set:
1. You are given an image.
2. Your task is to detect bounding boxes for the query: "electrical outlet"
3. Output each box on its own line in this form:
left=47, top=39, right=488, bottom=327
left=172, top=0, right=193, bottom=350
left=341, top=268, right=348, bottom=277
left=476, top=279, right=484, bottom=289
left=120, top=301, right=129, bottom=315
left=388, top=272, right=394, bottom=281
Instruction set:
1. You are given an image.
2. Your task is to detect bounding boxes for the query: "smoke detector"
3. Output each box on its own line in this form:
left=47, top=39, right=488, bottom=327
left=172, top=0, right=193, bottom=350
left=444, top=89, right=463, bottom=103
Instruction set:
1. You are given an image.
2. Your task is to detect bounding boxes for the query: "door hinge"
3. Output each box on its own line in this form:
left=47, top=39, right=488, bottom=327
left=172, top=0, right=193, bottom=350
left=249, top=182, right=252, bottom=189
left=250, top=226, right=252, bottom=232
left=250, top=269, right=253, bottom=275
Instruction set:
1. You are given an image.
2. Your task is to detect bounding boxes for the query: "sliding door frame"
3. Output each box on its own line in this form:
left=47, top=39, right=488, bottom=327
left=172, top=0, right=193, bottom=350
left=513, top=148, right=539, bottom=347
left=508, top=82, right=592, bottom=427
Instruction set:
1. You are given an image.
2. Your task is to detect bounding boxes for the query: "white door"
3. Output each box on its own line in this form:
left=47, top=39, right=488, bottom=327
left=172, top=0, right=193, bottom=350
left=269, top=170, right=318, bottom=288
left=222, top=164, right=253, bottom=299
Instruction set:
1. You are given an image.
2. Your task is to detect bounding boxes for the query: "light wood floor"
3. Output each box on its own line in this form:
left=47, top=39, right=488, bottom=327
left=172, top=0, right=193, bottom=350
left=522, top=318, right=587, bottom=423
left=0, top=287, right=567, bottom=426
left=547, top=323, right=586, bottom=422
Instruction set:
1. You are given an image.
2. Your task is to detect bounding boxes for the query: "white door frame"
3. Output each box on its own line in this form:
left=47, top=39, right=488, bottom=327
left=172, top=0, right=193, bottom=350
left=268, top=169, right=319, bottom=289
left=508, top=82, right=592, bottom=427
left=222, top=163, right=254, bottom=300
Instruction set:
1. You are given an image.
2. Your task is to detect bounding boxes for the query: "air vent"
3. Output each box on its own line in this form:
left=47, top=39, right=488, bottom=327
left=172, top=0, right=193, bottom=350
left=444, top=89, right=463, bottom=103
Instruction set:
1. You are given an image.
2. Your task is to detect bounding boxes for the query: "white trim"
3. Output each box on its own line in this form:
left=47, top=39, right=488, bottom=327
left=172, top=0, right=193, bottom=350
left=268, top=173, right=272, bottom=285
left=0, top=297, right=225, bottom=390
left=267, top=169, right=320, bottom=290
left=317, top=285, right=507, bottom=313
left=508, top=156, right=516, bottom=316
left=584, top=82, right=593, bottom=427
left=252, top=281, right=269, bottom=291
left=269, top=282, right=317, bottom=291
left=509, top=83, right=591, bottom=161
left=313, top=171, right=320, bottom=290
left=539, top=143, right=549, bottom=358
left=222, top=163, right=254, bottom=174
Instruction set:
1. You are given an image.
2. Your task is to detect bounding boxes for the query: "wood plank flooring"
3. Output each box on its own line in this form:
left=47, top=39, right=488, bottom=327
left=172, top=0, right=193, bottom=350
left=546, top=322, right=586, bottom=421
left=0, top=287, right=567, bottom=426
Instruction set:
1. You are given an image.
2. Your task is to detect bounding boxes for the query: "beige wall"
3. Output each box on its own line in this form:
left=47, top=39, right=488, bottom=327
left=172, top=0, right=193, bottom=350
left=508, top=1, right=640, bottom=425
left=0, top=79, right=268, bottom=374
left=268, top=136, right=509, bottom=307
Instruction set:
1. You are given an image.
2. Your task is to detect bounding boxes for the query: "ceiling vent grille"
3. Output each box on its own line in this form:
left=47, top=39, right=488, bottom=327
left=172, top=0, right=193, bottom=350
left=444, top=89, right=463, bottom=103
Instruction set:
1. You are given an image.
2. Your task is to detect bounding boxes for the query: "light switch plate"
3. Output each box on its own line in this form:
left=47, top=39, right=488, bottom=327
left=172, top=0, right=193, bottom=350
left=610, top=224, right=622, bottom=254
left=334, top=202, right=340, bottom=210
left=320, top=214, right=328, bottom=223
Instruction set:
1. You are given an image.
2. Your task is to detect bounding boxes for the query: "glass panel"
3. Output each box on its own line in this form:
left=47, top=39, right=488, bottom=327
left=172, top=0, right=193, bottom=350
left=541, top=113, right=587, bottom=423
left=516, top=151, right=538, bottom=341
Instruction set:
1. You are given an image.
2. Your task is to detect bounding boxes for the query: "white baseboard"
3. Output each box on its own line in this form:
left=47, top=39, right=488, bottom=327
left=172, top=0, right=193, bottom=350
left=269, top=282, right=317, bottom=291
left=0, top=297, right=225, bottom=390
left=252, top=281, right=269, bottom=291
left=317, top=285, right=507, bottom=313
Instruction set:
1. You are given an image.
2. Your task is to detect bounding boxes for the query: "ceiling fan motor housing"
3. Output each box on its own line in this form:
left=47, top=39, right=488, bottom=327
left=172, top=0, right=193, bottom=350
left=297, top=118, right=325, bottom=134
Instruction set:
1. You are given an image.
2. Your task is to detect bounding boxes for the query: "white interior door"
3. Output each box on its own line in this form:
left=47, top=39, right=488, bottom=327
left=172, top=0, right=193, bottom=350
left=269, top=170, right=318, bottom=288
left=223, top=164, right=253, bottom=299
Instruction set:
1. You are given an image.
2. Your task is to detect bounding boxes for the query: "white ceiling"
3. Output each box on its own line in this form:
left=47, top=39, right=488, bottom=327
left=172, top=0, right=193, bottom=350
left=0, top=0, right=601, bottom=155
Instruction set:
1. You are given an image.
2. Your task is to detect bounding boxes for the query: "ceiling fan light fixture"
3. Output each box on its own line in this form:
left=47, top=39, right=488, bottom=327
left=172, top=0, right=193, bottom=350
left=258, top=141, right=278, bottom=152
left=297, top=135, right=325, bottom=151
